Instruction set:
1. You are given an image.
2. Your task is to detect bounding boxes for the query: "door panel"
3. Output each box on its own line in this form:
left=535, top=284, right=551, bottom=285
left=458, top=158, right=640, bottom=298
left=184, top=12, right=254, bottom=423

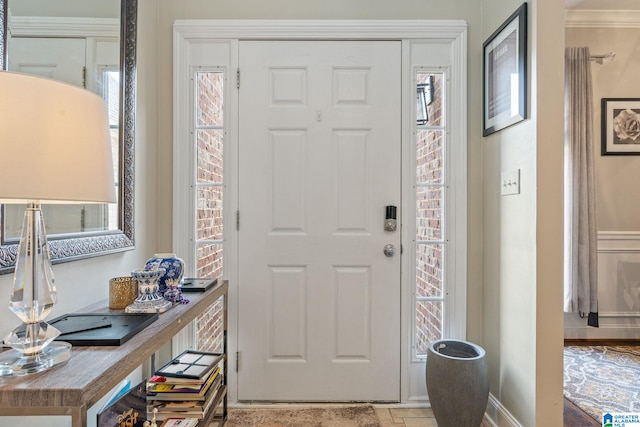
left=238, top=40, right=401, bottom=401
left=8, top=37, right=85, bottom=86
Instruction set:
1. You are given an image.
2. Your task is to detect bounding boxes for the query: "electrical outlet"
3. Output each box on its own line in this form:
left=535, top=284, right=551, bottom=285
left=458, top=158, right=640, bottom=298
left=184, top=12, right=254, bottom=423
left=501, top=169, right=520, bottom=196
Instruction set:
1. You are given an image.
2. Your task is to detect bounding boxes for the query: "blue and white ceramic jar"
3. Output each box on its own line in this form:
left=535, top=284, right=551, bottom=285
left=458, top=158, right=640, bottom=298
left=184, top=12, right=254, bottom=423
left=125, top=268, right=173, bottom=313
left=144, top=253, right=185, bottom=294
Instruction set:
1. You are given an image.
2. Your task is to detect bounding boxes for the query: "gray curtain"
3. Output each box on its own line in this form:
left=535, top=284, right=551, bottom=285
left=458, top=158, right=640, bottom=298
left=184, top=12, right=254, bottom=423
left=564, top=47, right=599, bottom=327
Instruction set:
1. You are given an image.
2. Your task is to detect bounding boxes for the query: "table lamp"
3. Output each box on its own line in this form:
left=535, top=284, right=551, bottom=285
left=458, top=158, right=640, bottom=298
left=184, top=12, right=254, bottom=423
left=0, top=71, right=116, bottom=376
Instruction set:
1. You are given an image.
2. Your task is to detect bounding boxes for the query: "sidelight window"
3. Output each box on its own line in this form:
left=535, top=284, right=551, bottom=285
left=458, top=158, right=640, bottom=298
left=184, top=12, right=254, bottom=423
left=194, top=70, right=225, bottom=353
left=414, top=71, right=446, bottom=358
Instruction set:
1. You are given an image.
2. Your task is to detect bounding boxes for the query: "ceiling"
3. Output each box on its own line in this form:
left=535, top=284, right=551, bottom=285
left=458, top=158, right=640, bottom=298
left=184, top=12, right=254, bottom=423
left=565, top=0, right=640, bottom=10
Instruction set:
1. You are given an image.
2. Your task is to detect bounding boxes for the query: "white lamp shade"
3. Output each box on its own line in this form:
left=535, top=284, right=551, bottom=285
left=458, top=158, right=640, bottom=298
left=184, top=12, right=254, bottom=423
left=0, top=71, right=116, bottom=204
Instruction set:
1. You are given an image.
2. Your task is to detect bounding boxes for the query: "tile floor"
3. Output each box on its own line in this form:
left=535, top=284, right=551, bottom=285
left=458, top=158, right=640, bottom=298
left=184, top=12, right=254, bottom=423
left=374, top=406, right=492, bottom=426
left=375, top=407, right=437, bottom=426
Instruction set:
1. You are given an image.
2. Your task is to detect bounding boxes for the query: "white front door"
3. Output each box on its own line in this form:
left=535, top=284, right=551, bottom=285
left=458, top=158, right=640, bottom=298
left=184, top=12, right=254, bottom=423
left=238, top=40, right=401, bottom=401
left=8, top=37, right=86, bottom=86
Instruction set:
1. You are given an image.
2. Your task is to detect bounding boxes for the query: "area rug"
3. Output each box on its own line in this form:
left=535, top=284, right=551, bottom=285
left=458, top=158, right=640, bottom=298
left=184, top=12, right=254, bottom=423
left=564, top=346, right=640, bottom=421
left=225, top=405, right=381, bottom=427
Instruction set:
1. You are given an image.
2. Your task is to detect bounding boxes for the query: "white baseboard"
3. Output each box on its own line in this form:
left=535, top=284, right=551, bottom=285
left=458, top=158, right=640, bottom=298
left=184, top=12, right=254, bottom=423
left=564, top=323, right=640, bottom=339
left=484, top=393, right=523, bottom=427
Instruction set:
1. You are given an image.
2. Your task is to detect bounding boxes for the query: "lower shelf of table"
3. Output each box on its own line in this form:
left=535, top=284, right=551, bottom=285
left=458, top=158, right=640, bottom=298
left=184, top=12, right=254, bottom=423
left=201, top=385, right=228, bottom=426
left=150, top=385, right=227, bottom=427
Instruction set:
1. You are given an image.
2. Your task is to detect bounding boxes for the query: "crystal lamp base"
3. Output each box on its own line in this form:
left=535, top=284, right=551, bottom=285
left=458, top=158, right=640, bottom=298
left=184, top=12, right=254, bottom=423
left=0, top=341, right=71, bottom=377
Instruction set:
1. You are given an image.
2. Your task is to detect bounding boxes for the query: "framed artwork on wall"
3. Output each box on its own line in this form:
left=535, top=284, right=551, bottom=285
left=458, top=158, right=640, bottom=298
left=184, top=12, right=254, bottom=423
left=482, top=3, right=528, bottom=137
left=601, top=98, right=640, bottom=155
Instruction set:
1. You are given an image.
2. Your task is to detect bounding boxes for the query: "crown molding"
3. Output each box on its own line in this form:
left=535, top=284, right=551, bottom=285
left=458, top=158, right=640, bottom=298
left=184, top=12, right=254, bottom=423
left=565, top=10, right=640, bottom=28
left=9, top=16, right=119, bottom=38
left=173, top=19, right=468, bottom=40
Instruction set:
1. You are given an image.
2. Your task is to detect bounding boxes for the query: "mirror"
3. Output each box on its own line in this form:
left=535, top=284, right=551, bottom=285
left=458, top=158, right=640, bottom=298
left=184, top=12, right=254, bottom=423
left=0, top=0, right=136, bottom=273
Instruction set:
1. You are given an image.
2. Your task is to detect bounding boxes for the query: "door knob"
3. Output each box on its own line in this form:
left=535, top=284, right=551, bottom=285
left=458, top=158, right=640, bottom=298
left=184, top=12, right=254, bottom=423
left=385, top=205, right=397, bottom=231
left=383, top=244, right=396, bottom=257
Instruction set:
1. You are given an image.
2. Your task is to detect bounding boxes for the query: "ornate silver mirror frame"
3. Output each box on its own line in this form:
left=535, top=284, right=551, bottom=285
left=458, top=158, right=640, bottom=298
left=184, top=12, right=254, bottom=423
left=0, top=0, right=136, bottom=273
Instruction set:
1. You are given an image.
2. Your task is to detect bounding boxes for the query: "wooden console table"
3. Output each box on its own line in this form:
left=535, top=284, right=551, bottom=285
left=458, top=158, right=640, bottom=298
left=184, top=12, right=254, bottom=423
left=0, top=280, right=228, bottom=427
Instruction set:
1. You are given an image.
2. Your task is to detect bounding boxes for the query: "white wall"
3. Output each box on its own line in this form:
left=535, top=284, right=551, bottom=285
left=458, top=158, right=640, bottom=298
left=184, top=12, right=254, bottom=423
left=481, top=0, right=564, bottom=426
left=564, top=14, right=640, bottom=339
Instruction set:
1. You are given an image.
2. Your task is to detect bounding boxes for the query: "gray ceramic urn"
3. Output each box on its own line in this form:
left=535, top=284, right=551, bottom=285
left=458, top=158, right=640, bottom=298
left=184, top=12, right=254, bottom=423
left=425, top=339, right=489, bottom=427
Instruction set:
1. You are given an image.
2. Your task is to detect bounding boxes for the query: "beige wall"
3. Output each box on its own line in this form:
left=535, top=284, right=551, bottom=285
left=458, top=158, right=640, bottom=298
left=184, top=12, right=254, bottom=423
left=481, top=0, right=564, bottom=425
left=566, top=27, right=640, bottom=231
left=533, top=1, right=565, bottom=424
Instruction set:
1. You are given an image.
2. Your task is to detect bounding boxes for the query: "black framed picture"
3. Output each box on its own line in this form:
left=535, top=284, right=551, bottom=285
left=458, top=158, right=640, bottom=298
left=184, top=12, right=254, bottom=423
left=482, top=3, right=528, bottom=136
left=601, top=98, right=640, bottom=155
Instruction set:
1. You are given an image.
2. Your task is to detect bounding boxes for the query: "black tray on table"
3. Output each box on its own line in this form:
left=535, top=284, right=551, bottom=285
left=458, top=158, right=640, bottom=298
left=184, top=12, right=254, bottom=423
left=39, top=312, right=160, bottom=346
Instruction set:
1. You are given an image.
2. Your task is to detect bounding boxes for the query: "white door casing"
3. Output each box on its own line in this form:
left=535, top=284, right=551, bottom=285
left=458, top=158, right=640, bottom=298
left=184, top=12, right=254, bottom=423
left=237, top=40, right=401, bottom=401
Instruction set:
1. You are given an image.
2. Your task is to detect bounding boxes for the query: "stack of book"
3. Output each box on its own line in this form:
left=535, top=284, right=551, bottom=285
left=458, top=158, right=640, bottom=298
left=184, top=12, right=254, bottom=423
left=146, top=350, right=224, bottom=423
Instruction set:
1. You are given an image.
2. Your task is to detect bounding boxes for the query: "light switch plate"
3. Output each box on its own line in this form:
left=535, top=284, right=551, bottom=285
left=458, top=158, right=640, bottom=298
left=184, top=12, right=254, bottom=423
left=501, top=169, right=520, bottom=196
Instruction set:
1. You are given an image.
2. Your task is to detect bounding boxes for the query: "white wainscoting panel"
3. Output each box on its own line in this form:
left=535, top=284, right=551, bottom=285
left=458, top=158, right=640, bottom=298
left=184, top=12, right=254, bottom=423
left=564, top=231, right=640, bottom=339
